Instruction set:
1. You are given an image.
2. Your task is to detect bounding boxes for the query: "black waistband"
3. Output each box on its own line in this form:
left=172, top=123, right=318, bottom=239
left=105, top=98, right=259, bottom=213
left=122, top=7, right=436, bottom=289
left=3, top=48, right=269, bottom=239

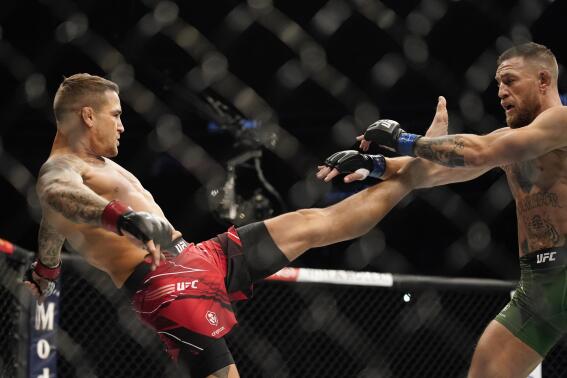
left=520, top=246, right=567, bottom=269
left=122, top=237, right=188, bottom=298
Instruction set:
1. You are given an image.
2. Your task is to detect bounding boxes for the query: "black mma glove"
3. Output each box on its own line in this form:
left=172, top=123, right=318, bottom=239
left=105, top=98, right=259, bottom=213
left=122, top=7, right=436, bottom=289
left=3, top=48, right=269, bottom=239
left=101, top=200, right=173, bottom=248
left=364, top=119, right=422, bottom=156
left=325, top=150, right=386, bottom=179
left=25, top=259, right=61, bottom=297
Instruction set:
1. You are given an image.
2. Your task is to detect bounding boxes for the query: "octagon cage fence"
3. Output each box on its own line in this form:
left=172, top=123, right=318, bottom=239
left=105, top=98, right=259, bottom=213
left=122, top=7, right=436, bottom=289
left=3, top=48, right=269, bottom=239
left=1, top=242, right=567, bottom=378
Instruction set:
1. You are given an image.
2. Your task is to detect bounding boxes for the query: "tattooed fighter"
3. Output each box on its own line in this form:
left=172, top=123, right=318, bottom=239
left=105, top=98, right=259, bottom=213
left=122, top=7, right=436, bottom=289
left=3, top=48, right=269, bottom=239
left=23, top=73, right=420, bottom=378
left=322, top=42, right=567, bottom=377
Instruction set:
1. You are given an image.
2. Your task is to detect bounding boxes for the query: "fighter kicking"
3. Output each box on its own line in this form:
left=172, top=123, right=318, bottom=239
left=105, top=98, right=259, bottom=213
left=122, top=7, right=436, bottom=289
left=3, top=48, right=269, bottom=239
left=25, top=73, right=422, bottom=378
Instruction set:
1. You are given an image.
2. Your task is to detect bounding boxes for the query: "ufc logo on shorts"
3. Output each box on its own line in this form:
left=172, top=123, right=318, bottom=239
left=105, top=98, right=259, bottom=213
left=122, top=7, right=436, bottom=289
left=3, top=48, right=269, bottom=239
left=536, top=251, right=557, bottom=264
left=176, top=280, right=198, bottom=291
left=174, top=240, right=189, bottom=253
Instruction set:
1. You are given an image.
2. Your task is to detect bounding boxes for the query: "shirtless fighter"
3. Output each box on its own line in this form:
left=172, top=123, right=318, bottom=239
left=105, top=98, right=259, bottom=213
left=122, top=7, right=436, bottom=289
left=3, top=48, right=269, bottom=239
left=24, top=73, right=417, bottom=378
left=320, top=42, right=567, bottom=377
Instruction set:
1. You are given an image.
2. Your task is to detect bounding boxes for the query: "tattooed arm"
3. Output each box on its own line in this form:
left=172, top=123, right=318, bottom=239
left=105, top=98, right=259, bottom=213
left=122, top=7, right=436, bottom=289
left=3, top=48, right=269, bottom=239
left=24, top=217, right=66, bottom=298
left=414, top=106, right=567, bottom=168
left=392, top=156, right=492, bottom=189
left=36, top=155, right=108, bottom=225
left=25, top=155, right=108, bottom=298
left=37, top=217, right=65, bottom=267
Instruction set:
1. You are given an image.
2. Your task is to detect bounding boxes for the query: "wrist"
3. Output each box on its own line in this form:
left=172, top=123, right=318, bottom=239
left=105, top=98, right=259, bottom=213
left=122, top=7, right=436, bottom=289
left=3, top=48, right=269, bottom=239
left=397, top=133, right=422, bottom=157
left=34, top=259, right=61, bottom=280
left=368, top=155, right=386, bottom=178
left=101, top=200, right=132, bottom=234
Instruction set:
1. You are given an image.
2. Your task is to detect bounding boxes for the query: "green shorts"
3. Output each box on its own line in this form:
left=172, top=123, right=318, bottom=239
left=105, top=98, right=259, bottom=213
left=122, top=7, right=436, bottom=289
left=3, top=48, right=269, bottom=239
left=495, top=248, right=567, bottom=356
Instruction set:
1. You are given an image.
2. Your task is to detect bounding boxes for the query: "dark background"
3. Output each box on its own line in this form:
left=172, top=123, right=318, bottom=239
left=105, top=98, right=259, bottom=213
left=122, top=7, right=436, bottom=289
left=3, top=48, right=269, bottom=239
left=1, top=0, right=566, bottom=281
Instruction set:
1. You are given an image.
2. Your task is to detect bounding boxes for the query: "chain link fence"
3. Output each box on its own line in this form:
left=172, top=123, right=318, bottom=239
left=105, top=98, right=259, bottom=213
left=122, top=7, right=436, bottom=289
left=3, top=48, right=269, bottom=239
left=2, top=252, right=567, bottom=377
left=3, top=0, right=567, bottom=284
left=1, top=1, right=567, bottom=376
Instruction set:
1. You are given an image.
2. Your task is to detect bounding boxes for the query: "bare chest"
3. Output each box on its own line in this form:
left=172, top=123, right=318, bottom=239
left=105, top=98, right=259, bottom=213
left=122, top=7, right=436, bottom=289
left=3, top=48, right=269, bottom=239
left=503, top=151, right=567, bottom=196
left=82, top=164, right=147, bottom=201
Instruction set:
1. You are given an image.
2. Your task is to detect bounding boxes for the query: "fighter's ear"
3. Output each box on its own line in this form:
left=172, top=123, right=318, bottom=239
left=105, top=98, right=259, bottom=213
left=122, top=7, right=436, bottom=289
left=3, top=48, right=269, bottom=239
left=539, top=70, right=552, bottom=91
left=80, top=106, right=95, bottom=128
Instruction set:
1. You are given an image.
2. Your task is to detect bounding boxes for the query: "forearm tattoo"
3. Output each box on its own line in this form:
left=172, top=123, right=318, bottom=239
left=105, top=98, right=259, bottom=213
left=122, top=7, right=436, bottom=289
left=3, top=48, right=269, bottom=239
left=38, top=219, right=65, bottom=267
left=414, top=136, right=466, bottom=167
left=45, top=189, right=105, bottom=225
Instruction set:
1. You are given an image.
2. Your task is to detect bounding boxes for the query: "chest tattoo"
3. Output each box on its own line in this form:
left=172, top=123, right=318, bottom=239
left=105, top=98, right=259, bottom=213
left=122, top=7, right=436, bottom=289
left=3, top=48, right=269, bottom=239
left=512, top=161, right=537, bottom=193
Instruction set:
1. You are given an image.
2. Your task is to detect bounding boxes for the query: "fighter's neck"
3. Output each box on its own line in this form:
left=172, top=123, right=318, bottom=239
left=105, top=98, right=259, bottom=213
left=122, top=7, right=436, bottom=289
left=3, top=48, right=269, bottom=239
left=540, top=91, right=562, bottom=111
left=51, top=131, right=105, bottom=164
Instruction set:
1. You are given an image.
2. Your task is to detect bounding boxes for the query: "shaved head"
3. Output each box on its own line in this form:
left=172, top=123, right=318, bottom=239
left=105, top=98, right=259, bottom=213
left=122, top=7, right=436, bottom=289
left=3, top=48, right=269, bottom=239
left=497, top=42, right=558, bottom=83
left=53, top=73, right=119, bottom=124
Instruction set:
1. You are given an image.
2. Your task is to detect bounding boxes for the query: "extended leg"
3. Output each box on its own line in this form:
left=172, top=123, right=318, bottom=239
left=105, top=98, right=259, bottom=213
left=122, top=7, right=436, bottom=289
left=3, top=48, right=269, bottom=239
left=265, top=176, right=411, bottom=261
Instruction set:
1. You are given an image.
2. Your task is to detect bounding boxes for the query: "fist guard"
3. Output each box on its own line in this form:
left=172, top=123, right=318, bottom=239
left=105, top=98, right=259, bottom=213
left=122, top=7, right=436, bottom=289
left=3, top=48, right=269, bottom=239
left=25, top=259, right=61, bottom=297
left=364, top=119, right=422, bottom=156
left=101, top=200, right=173, bottom=247
left=325, top=150, right=386, bottom=179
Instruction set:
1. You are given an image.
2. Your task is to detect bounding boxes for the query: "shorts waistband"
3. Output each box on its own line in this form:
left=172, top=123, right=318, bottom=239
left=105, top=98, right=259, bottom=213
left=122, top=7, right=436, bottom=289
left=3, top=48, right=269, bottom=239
left=520, top=246, right=567, bottom=269
left=122, top=237, right=187, bottom=298
left=164, top=237, right=189, bottom=256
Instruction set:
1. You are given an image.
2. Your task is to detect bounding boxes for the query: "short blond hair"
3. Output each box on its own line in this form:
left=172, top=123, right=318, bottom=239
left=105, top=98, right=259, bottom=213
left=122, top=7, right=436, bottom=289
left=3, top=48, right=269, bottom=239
left=53, top=73, right=119, bottom=122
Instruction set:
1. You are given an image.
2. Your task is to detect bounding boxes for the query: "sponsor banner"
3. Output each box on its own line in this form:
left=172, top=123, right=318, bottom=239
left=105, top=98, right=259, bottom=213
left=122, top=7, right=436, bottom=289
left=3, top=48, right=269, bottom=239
left=29, top=279, right=60, bottom=378
left=267, top=268, right=393, bottom=287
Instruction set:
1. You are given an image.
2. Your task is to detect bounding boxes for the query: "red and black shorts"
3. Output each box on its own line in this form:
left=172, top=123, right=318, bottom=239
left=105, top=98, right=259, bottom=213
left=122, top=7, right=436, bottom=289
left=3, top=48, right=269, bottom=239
left=123, top=221, right=289, bottom=377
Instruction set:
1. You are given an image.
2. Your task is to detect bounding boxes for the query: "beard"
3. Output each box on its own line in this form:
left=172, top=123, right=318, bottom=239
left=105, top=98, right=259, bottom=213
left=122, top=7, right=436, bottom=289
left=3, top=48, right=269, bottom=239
left=506, top=102, right=539, bottom=129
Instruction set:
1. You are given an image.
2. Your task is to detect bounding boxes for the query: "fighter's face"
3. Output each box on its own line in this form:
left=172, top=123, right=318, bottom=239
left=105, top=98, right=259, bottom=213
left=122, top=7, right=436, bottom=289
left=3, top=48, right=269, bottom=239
left=495, top=57, right=542, bottom=129
left=90, top=90, right=124, bottom=157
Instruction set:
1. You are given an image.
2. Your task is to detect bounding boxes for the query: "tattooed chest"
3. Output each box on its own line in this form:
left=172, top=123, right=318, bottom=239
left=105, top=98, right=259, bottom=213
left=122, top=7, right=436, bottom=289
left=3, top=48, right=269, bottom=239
left=503, top=151, right=567, bottom=255
left=505, top=153, right=565, bottom=194
left=516, top=192, right=566, bottom=254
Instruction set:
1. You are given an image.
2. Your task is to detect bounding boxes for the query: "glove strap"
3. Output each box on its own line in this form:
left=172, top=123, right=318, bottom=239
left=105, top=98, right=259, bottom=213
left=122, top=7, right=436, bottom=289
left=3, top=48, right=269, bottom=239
left=369, top=155, right=386, bottom=178
left=101, top=200, right=132, bottom=234
left=34, top=259, right=61, bottom=280
left=397, top=133, right=422, bottom=157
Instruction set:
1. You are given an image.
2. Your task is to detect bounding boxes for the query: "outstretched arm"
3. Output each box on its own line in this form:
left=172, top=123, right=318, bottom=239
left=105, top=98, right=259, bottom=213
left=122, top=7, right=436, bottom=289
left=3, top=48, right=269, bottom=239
left=413, top=106, right=567, bottom=167
left=363, top=106, right=567, bottom=169
left=319, top=96, right=490, bottom=188
left=394, top=156, right=491, bottom=189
